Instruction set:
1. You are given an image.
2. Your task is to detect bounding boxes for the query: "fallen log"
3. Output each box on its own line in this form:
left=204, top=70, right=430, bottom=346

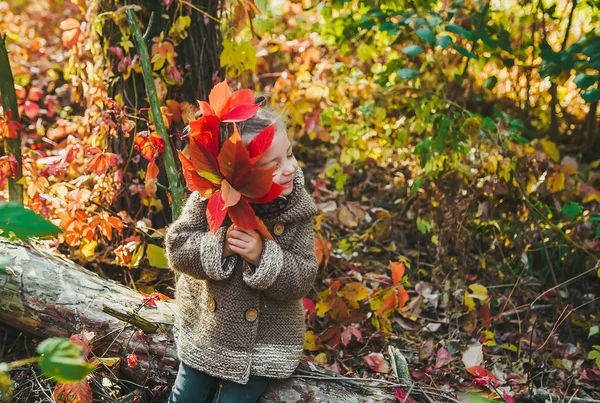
left=0, top=240, right=394, bottom=402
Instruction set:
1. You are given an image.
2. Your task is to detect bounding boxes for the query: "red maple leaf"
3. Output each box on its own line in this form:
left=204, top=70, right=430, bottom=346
left=199, top=81, right=259, bottom=122
left=85, top=147, right=119, bottom=176
left=178, top=84, right=286, bottom=239
left=0, top=110, right=22, bottom=139
left=54, top=380, right=92, bottom=403
left=127, top=353, right=138, bottom=368
left=134, top=131, right=165, bottom=162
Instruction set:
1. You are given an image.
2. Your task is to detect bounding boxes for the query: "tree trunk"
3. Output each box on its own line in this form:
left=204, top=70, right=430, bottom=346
left=0, top=240, right=394, bottom=402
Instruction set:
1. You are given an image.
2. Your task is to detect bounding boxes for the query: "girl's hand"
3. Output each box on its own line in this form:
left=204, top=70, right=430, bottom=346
left=222, top=225, right=237, bottom=258
left=226, top=225, right=263, bottom=266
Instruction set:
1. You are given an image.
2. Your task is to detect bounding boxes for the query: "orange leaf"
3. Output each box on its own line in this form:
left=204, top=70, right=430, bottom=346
left=166, top=100, right=181, bottom=123
left=376, top=290, right=396, bottom=316
left=189, top=115, right=220, bottom=158
left=227, top=198, right=260, bottom=231
left=178, top=151, right=218, bottom=197
left=330, top=280, right=341, bottom=297
left=254, top=216, right=274, bottom=241
left=390, top=261, right=405, bottom=285
left=59, top=18, right=81, bottom=49
left=217, top=125, right=252, bottom=185
left=397, top=286, right=410, bottom=309
left=206, top=82, right=258, bottom=121
left=221, top=179, right=241, bottom=209
left=222, top=89, right=255, bottom=117
left=146, top=161, right=159, bottom=181
left=189, top=138, right=221, bottom=183
left=198, top=101, right=215, bottom=118
left=135, top=131, right=165, bottom=162
left=85, top=151, right=117, bottom=176
left=236, top=166, right=277, bottom=199
left=54, top=380, right=92, bottom=403
left=208, top=81, right=231, bottom=117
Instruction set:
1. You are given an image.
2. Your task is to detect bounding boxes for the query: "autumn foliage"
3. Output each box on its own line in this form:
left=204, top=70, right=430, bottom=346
left=1, top=0, right=600, bottom=402
left=177, top=82, right=285, bottom=239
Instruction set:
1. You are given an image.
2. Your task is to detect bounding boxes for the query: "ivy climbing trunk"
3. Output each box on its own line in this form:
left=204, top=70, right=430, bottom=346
left=126, top=9, right=184, bottom=219
left=99, top=0, right=222, bottom=223
left=0, top=34, right=23, bottom=204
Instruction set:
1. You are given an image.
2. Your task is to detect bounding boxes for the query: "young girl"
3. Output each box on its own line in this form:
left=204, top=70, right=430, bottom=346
left=166, top=103, right=318, bottom=403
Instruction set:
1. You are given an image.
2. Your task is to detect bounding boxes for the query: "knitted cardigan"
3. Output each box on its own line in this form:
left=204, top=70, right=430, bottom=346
left=165, top=167, right=318, bottom=384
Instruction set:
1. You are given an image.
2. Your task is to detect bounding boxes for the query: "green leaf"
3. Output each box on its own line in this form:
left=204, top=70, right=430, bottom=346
left=502, top=58, right=515, bottom=67
left=436, top=35, right=453, bottom=48
left=454, top=45, right=475, bottom=58
left=590, top=326, right=599, bottom=338
left=37, top=338, right=95, bottom=384
left=416, top=28, right=436, bottom=45
left=255, top=0, right=269, bottom=13
left=574, top=73, right=598, bottom=89
left=582, top=88, right=600, bottom=103
left=484, top=76, right=498, bottom=90
left=562, top=202, right=583, bottom=221
left=146, top=244, right=169, bottom=269
left=0, top=202, right=62, bottom=241
left=397, top=68, right=420, bottom=79
left=446, top=24, right=471, bottom=39
left=402, top=44, right=424, bottom=57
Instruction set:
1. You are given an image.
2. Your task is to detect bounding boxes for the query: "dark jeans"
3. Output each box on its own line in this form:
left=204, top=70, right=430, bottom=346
left=168, top=362, right=271, bottom=403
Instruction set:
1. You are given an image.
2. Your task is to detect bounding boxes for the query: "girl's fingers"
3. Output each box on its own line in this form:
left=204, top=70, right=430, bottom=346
left=228, top=238, right=248, bottom=250
left=229, top=230, right=254, bottom=243
left=228, top=244, right=244, bottom=254
left=236, top=228, right=260, bottom=239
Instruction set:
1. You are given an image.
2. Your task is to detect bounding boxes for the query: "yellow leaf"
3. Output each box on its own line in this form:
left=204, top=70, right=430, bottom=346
left=339, top=283, right=369, bottom=307
left=468, top=283, right=488, bottom=300
left=526, top=174, right=539, bottom=194
left=315, top=291, right=335, bottom=317
left=89, top=356, right=121, bottom=367
left=460, top=116, right=482, bottom=137
left=541, top=139, right=560, bottom=162
left=315, top=352, right=328, bottom=365
left=482, top=330, right=496, bottom=346
left=464, top=291, right=475, bottom=311
left=81, top=240, right=97, bottom=258
left=304, top=331, right=319, bottom=351
left=500, top=343, right=518, bottom=352
left=547, top=171, right=565, bottom=193
left=220, top=39, right=256, bottom=78
left=371, top=315, right=393, bottom=334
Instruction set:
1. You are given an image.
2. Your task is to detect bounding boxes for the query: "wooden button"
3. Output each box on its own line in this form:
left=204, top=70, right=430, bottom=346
left=245, top=308, right=258, bottom=322
left=207, top=297, right=216, bottom=312
left=273, top=223, right=284, bottom=236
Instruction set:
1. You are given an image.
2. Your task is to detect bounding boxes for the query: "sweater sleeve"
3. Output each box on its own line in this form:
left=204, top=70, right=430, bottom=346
left=241, top=217, right=317, bottom=301
left=165, top=192, right=234, bottom=281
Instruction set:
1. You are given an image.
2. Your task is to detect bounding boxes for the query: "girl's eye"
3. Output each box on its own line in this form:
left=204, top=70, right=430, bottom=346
left=287, top=152, right=294, bottom=159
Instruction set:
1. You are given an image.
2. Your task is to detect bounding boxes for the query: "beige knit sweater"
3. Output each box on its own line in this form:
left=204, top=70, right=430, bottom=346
left=165, top=167, right=318, bottom=384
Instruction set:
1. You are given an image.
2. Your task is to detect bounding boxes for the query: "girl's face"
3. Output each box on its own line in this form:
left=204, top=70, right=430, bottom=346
left=252, top=127, right=298, bottom=197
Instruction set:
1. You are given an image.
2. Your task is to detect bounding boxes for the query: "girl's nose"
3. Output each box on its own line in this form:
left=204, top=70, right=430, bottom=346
left=283, top=158, right=297, bottom=175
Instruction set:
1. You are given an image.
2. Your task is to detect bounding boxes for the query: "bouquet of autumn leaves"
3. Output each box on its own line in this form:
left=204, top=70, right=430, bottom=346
left=177, top=82, right=286, bottom=240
